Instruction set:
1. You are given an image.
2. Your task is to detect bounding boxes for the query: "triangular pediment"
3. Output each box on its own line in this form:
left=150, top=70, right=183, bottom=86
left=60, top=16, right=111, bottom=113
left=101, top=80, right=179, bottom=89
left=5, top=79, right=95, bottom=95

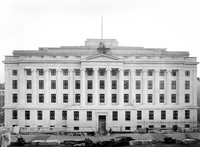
left=82, top=54, right=122, bottom=62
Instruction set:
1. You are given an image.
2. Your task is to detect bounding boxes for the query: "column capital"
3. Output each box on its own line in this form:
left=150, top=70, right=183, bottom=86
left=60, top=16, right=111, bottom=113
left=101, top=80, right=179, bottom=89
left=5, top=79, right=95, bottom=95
left=69, top=69, right=74, bottom=72
left=56, top=69, right=61, bottom=72
left=130, top=69, right=136, bottom=72
left=44, top=69, right=49, bottom=72
left=167, top=69, right=171, bottom=73
left=31, top=69, right=37, bottom=72
left=93, top=68, right=99, bottom=71
left=142, top=69, right=147, bottom=72
left=154, top=69, right=159, bottom=73
left=118, top=68, right=124, bottom=72
left=106, top=68, right=111, bottom=71
left=80, top=68, right=86, bottom=71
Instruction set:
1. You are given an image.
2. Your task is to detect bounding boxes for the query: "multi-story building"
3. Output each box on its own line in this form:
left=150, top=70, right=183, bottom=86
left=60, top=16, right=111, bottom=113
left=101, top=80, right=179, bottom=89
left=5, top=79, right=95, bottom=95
left=197, top=78, right=200, bottom=123
left=3, top=39, right=198, bottom=132
left=0, top=83, right=5, bottom=126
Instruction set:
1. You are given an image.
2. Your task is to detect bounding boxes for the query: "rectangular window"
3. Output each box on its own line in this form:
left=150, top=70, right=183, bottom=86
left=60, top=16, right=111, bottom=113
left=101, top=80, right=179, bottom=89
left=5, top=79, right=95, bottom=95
left=39, top=80, right=44, bottom=89
left=161, top=111, right=166, bottom=120
left=137, top=111, right=142, bottom=120
left=112, top=80, right=117, bottom=89
left=160, top=81, right=164, bottom=89
left=185, top=71, right=190, bottom=76
left=26, top=69, right=32, bottom=75
left=112, top=111, right=118, bottom=121
left=124, top=80, right=129, bottom=89
left=50, top=111, right=55, bottom=120
left=149, top=111, right=154, bottom=120
left=38, top=111, right=42, bottom=120
left=159, top=94, right=164, bottom=103
left=148, top=70, right=153, bottom=76
left=12, top=110, right=17, bottom=119
left=99, top=80, right=105, bottom=89
left=75, top=80, right=80, bottom=89
left=63, top=94, right=68, bottom=103
left=125, top=111, right=131, bottom=121
left=87, top=94, right=93, bottom=103
left=148, top=81, right=153, bottom=89
left=136, top=80, right=141, bottom=89
left=171, top=81, right=176, bottom=89
left=124, top=70, right=129, bottom=76
left=111, top=69, right=117, bottom=76
left=38, top=69, right=44, bottom=76
left=185, top=110, right=190, bottom=119
left=27, top=80, right=32, bottom=89
left=185, top=81, right=190, bottom=89
left=63, top=80, right=68, bottom=89
left=62, top=69, right=68, bottom=76
left=173, top=110, right=178, bottom=119
left=136, top=70, right=141, bottom=76
left=171, top=70, right=177, bottom=76
left=112, top=94, right=117, bottom=103
left=51, top=80, right=56, bottom=89
left=99, top=69, right=105, bottom=76
left=87, top=80, right=93, bottom=89
left=62, top=111, right=67, bottom=120
left=25, top=111, right=30, bottom=120
left=12, top=70, right=17, bottom=75
left=12, top=80, right=17, bottom=89
left=74, top=111, right=79, bottom=121
left=87, top=111, right=92, bottom=121
left=136, top=94, right=141, bottom=103
left=13, top=94, right=18, bottom=103
left=27, top=94, right=32, bottom=103
left=51, top=94, right=56, bottom=103
left=171, top=94, right=176, bottom=103
left=87, top=69, right=93, bottom=76
left=74, top=69, right=80, bottom=76
left=125, top=126, right=131, bottom=130
left=148, top=94, right=153, bottom=103
left=39, top=94, right=44, bottom=103
left=124, top=94, right=129, bottom=103
left=99, top=94, right=105, bottom=103
left=159, top=70, right=165, bottom=76
left=50, top=69, right=56, bottom=76
left=185, top=94, right=190, bottom=103
left=75, top=94, right=80, bottom=103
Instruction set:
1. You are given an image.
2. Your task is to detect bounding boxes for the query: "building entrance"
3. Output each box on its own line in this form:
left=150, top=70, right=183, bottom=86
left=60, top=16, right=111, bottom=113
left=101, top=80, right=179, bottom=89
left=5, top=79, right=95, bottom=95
left=98, top=115, right=106, bottom=134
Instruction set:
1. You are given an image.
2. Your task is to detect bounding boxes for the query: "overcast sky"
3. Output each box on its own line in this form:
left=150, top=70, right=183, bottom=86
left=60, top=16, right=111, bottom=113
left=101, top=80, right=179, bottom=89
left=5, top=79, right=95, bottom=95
left=0, top=0, right=200, bottom=82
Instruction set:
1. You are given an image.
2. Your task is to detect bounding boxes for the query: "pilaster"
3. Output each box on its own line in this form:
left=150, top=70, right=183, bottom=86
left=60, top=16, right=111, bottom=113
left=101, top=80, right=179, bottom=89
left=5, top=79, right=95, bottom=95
left=81, top=68, right=86, bottom=106
left=44, top=69, right=50, bottom=104
left=154, top=69, right=159, bottom=105
left=142, top=69, right=147, bottom=104
left=118, top=68, right=124, bottom=106
left=130, top=69, right=135, bottom=106
left=93, top=68, right=99, bottom=106
left=69, top=69, right=74, bottom=105
left=106, top=68, right=111, bottom=106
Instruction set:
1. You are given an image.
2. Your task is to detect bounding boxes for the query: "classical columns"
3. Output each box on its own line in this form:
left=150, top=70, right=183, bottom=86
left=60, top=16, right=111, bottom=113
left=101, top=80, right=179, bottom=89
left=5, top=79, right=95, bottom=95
left=166, top=70, right=171, bottom=105
left=192, top=70, right=197, bottom=106
left=19, top=68, right=26, bottom=105
left=154, top=70, right=159, bottom=105
left=106, top=68, right=111, bottom=106
left=32, top=69, right=37, bottom=105
left=93, top=68, right=99, bottom=106
left=44, top=69, right=50, bottom=104
left=56, top=69, right=62, bottom=104
left=142, top=69, right=147, bottom=104
left=130, top=69, right=135, bottom=106
left=118, top=68, right=124, bottom=105
left=69, top=69, right=74, bottom=105
left=81, top=68, right=86, bottom=106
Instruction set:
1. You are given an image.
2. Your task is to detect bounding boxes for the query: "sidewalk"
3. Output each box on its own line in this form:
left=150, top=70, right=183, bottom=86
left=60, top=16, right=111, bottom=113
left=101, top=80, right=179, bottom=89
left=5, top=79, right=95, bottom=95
left=10, top=132, right=200, bottom=144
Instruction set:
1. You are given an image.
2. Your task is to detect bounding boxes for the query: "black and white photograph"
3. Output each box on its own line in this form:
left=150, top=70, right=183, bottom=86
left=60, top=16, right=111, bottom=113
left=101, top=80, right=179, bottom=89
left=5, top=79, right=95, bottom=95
left=0, top=0, right=200, bottom=146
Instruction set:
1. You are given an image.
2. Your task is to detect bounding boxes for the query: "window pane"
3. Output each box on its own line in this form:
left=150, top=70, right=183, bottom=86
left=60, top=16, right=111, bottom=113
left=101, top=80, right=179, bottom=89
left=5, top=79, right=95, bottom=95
left=63, top=80, right=68, bottom=89
left=136, top=94, right=141, bottom=103
left=124, top=80, right=129, bottom=89
left=125, top=111, right=131, bottom=121
left=75, top=94, right=80, bottom=103
left=112, top=111, right=118, bottom=121
left=51, top=94, right=56, bottom=103
left=39, top=94, right=44, bottom=103
left=63, top=94, right=68, bottom=103
left=87, top=111, right=92, bottom=121
left=100, top=94, right=105, bottom=103
left=27, top=80, right=32, bottom=89
left=62, top=111, right=67, bottom=120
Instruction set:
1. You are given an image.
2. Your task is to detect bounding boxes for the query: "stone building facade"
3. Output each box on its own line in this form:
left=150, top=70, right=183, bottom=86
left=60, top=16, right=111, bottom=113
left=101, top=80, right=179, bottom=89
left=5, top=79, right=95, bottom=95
left=3, top=39, right=198, bottom=132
